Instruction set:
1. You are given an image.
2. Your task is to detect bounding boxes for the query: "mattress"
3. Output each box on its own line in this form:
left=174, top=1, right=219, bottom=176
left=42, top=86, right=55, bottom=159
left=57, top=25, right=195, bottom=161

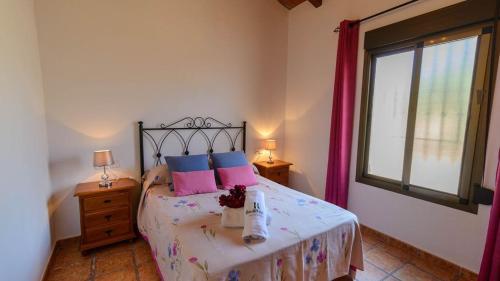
left=138, top=175, right=364, bottom=281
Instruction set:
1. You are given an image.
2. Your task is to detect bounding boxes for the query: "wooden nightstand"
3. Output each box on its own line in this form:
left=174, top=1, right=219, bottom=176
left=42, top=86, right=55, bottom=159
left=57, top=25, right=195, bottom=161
left=253, top=160, right=293, bottom=186
left=74, top=178, right=138, bottom=252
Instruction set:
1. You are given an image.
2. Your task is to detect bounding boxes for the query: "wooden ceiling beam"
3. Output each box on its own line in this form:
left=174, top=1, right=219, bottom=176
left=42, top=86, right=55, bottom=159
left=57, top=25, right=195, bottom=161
left=277, top=0, right=322, bottom=10
left=278, top=0, right=305, bottom=9
left=308, top=0, right=322, bottom=8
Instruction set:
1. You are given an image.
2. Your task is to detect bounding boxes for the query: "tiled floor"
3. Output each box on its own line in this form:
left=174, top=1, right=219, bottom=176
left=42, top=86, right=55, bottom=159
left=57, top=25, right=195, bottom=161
left=357, top=230, right=476, bottom=281
left=45, top=237, right=160, bottom=281
left=46, top=232, right=477, bottom=281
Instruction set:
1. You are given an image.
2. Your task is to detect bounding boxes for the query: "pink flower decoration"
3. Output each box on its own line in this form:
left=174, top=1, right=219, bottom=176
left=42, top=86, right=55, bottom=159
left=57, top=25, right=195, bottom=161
left=280, top=227, right=288, bottom=231
left=188, top=257, right=198, bottom=263
left=187, top=203, right=197, bottom=207
left=317, top=251, right=327, bottom=263
left=173, top=243, right=177, bottom=256
left=277, top=258, right=283, bottom=267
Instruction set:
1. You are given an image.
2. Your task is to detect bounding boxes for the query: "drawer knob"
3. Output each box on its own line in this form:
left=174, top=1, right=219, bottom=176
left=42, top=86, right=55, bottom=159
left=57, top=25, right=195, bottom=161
left=105, top=230, right=113, bottom=236
left=104, top=215, right=112, bottom=221
left=277, top=172, right=281, bottom=176
left=104, top=199, right=112, bottom=204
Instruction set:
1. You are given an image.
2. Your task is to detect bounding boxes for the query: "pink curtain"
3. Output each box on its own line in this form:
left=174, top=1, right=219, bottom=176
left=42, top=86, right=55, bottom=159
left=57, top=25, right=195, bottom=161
left=325, top=20, right=359, bottom=209
left=478, top=149, right=500, bottom=281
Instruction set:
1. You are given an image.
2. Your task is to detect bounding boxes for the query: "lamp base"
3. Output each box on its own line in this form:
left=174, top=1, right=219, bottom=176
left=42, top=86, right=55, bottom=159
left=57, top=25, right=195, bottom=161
left=99, top=181, right=112, bottom=188
left=267, top=150, right=275, bottom=165
left=99, top=170, right=112, bottom=188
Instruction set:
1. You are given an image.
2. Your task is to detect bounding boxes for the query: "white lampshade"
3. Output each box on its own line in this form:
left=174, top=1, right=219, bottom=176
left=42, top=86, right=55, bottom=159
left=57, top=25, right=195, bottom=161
left=93, top=150, right=114, bottom=167
left=264, top=139, right=277, bottom=150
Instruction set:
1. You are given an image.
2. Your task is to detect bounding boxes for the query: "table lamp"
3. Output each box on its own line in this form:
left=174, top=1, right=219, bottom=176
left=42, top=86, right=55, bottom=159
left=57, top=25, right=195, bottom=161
left=264, top=139, right=277, bottom=164
left=94, top=150, right=114, bottom=188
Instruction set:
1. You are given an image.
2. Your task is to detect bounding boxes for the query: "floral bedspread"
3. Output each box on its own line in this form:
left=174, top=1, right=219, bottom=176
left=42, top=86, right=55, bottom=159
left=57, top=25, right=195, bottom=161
left=138, top=176, right=364, bottom=281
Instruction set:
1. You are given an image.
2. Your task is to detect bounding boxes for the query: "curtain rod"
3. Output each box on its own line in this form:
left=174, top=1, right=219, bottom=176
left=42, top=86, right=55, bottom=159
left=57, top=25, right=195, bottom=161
left=334, top=0, right=421, bottom=33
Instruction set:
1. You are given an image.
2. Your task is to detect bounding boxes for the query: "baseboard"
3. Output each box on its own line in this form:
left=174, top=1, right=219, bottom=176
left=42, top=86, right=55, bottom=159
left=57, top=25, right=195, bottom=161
left=360, top=224, right=478, bottom=280
left=40, top=241, right=58, bottom=281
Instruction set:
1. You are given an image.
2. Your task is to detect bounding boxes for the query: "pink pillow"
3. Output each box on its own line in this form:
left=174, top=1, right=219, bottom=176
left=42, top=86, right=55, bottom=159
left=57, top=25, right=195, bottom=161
left=171, top=170, right=217, bottom=196
left=217, top=165, right=258, bottom=190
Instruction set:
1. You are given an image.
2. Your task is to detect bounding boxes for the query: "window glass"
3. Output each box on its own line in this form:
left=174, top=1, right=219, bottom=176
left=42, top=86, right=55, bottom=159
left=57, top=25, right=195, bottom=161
left=368, top=50, right=414, bottom=180
left=410, top=37, right=478, bottom=194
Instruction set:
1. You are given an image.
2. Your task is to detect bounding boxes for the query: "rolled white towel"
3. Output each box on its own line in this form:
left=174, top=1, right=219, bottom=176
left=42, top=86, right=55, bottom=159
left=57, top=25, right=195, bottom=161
left=221, top=206, right=272, bottom=228
left=242, top=190, right=269, bottom=241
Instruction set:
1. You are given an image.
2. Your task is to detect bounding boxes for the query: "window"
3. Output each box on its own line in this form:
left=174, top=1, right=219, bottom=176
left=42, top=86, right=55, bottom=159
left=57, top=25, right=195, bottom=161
left=357, top=27, right=492, bottom=213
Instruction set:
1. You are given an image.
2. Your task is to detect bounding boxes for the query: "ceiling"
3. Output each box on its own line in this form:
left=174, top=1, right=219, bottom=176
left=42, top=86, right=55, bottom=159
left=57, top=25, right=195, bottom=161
left=277, top=0, right=322, bottom=10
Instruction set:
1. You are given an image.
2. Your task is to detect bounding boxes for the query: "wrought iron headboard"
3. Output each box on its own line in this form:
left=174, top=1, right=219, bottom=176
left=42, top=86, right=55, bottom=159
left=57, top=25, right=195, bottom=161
left=138, top=117, right=246, bottom=176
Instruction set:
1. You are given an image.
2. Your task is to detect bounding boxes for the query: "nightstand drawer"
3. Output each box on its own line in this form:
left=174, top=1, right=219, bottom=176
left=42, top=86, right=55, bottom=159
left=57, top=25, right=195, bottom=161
left=267, top=170, right=288, bottom=185
left=84, top=207, right=129, bottom=228
left=85, top=222, right=130, bottom=243
left=267, top=166, right=289, bottom=175
left=83, top=192, right=129, bottom=212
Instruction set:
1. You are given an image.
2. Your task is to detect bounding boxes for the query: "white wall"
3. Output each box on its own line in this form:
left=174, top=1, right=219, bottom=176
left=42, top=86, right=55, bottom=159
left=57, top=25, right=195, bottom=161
left=0, top=0, right=53, bottom=280
left=285, top=0, right=498, bottom=273
left=35, top=0, right=289, bottom=240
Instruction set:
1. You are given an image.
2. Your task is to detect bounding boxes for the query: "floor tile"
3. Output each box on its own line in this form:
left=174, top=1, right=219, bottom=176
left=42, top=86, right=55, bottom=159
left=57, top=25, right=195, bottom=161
left=94, top=269, right=137, bottom=281
left=95, top=250, right=135, bottom=275
left=45, top=261, right=91, bottom=281
left=356, top=261, right=389, bottom=281
left=46, top=234, right=475, bottom=281
left=134, top=241, right=154, bottom=266
left=94, top=241, right=132, bottom=258
left=365, top=247, right=405, bottom=273
left=393, top=264, right=435, bottom=281
left=138, top=262, right=162, bottom=281
left=47, top=237, right=162, bottom=281
left=52, top=245, right=91, bottom=267
left=411, top=256, right=458, bottom=281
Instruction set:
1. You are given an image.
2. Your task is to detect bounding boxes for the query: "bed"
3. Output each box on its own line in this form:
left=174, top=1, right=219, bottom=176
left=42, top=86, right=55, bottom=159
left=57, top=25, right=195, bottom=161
left=137, top=117, right=364, bottom=281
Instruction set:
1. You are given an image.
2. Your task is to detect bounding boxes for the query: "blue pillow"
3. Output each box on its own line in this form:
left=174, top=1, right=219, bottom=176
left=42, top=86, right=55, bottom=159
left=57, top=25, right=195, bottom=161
left=165, top=154, right=210, bottom=172
left=211, top=151, right=248, bottom=169
left=165, top=154, right=210, bottom=191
